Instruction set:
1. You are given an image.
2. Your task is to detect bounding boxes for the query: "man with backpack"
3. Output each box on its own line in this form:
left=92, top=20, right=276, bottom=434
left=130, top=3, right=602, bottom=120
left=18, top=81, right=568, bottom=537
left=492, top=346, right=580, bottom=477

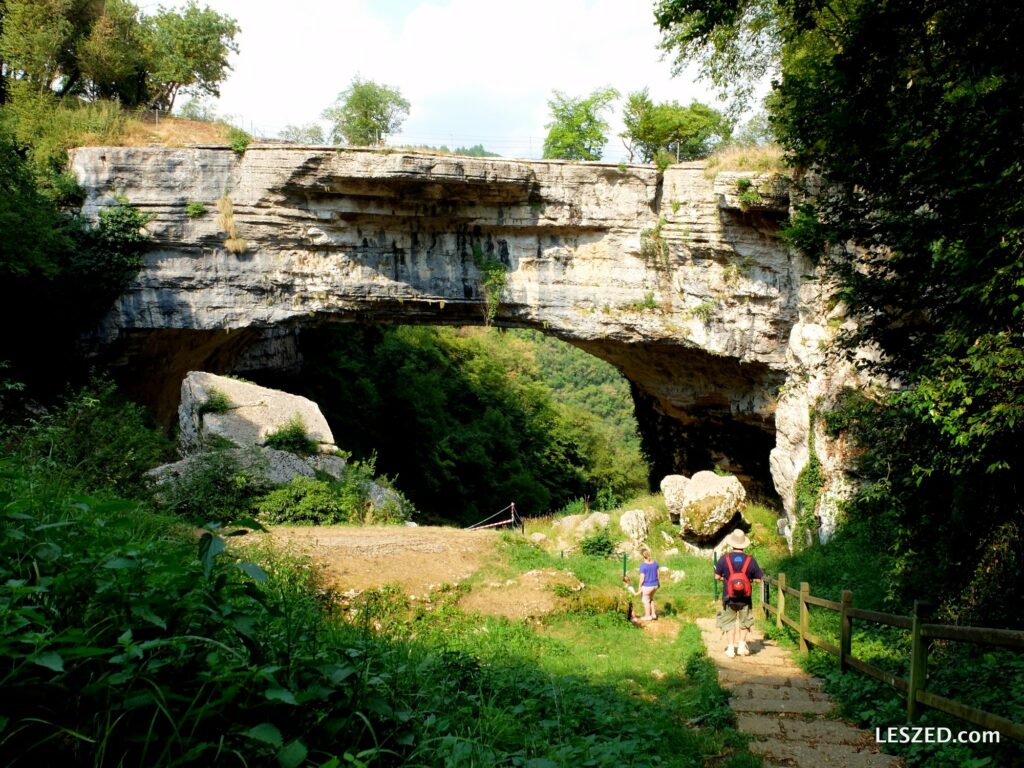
left=714, top=528, right=764, bottom=657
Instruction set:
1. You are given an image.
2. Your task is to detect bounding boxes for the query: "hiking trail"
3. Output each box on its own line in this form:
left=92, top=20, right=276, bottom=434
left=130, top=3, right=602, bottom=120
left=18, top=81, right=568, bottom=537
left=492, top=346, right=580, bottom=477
left=697, top=617, right=903, bottom=767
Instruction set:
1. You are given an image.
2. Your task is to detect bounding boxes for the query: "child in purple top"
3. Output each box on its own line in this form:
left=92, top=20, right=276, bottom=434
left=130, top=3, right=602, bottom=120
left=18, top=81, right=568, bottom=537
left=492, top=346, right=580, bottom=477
left=637, top=547, right=660, bottom=621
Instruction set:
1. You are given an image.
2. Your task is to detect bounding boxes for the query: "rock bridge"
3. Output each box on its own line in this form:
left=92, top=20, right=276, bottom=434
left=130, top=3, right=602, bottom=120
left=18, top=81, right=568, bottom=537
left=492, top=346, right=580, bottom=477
left=71, top=145, right=816, bottom=513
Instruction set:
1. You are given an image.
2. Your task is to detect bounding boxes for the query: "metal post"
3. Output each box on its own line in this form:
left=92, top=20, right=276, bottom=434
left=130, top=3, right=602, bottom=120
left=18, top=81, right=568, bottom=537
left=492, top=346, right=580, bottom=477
left=712, top=551, right=718, bottom=601
left=622, top=552, right=627, bottom=580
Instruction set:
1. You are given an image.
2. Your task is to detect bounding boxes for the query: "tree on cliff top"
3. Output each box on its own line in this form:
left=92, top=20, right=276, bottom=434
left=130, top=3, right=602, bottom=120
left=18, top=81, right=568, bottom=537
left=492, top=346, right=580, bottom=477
left=542, top=86, right=619, bottom=161
left=620, top=88, right=731, bottom=164
left=0, top=0, right=239, bottom=110
left=322, top=76, right=410, bottom=146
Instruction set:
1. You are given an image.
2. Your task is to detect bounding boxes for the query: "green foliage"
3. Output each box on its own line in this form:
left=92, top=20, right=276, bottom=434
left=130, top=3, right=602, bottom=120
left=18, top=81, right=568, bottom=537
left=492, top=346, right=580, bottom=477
left=450, top=143, right=500, bottom=157
left=412, top=143, right=501, bottom=157
left=579, top=526, right=617, bottom=557
left=735, top=176, right=762, bottom=209
left=620, top=88, right=731, bottom=163
left=683, top=652, right=735, bottom=729
left=661, top=0, right=1024, bottom=627
left=542, top=86, right=619, bottom=161
left=471, top=244, right=508, bottom=326
left=688, top=299, right=716, bottom=324
left=144, top=1, right=241, bottom=111
left=780, top=202, right=828, bottom=261
left=3, top=86, right=125, bottom=187
left=0, top=131, right=77, bottom=281
left=1, top=124, right=152, bottom=381
left=176, top=96, right=219, bottom=122
left=279, top=122, right=326, bottom=143
left=13, top=377, right=173, bottom=495
left=623, top=291, right=659, bottom=311
left=254, top=325, right=648, bottom=524
left=654, top=0, right=782, bottom=114
left=322, top=75, right=410, bottom=146
left=226, top=125, right=251, bottom=154
left=263, top=416, right=318, bottom=455
left=197, top=387, right=231, bottom=414
left=732, top=110, right=775, bottom=146
left=185, top=201, right=207, bottom=218
left=792, top=415, right=823, bottom=549
left=255, top=477, right=355, bottom=525
left=0, top=440, right=752, bottom=768
left=255, top=458, right=413, bottom=526
left=0, top=0, right=239, bottom=111
left=640, top=217, right=669, bottom=268
left=159, top=448, right=272, bottom=524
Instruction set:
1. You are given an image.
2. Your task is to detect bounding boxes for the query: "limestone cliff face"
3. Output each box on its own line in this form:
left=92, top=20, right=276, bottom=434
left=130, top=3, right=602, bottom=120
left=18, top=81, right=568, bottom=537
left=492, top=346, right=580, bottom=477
left=71, top=145, right=829, bottom=528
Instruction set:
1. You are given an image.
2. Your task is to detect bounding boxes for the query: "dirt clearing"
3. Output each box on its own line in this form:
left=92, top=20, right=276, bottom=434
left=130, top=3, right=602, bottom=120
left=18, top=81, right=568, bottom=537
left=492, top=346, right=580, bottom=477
left=265, top=525, right=588, bottom=619
left=268, top=525, right=498, bottom=596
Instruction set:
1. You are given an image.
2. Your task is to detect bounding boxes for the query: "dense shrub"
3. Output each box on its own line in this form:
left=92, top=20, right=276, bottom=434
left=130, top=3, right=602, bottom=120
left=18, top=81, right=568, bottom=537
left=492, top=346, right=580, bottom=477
left=254, top=459, right=413, bottom=526
left=255, top=476, right=358, bottom=525
left=263, top=416, right=318, bottom=454
left=579, top=526, right=617, bottom=557
left=12, top=378, right=172, bottom=495
left=158, top=448, right=271, bottom=524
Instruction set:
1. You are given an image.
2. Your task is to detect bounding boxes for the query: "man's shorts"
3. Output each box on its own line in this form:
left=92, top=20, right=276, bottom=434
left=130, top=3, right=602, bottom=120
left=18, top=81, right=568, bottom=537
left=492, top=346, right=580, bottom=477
left=716, top=602, right=754, bottom=631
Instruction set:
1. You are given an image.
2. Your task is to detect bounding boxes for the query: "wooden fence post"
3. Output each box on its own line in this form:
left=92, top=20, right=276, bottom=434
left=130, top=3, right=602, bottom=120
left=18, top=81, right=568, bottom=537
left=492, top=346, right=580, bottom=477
left=777, top=573, right=786, bottom=630
left=908, top=600, right=931, bottom=721
left=799, top=582, right=810, bottom=653
left=839, top=590, right=853, bottom=673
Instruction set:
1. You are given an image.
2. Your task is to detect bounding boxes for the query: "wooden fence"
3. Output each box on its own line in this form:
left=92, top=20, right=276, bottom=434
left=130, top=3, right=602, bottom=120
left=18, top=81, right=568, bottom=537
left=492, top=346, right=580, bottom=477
left=760, top=573, right=1024, bottom=743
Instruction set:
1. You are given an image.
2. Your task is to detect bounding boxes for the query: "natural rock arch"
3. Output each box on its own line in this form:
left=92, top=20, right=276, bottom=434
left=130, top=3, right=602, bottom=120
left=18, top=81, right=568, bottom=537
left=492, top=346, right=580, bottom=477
left=72, top=146, right=808, bottom=502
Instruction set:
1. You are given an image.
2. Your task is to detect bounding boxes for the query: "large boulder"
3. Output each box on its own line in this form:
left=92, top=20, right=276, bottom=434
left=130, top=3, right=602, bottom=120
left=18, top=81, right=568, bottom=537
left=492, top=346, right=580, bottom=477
left=147, top=446, right=319, bottom=487
left=660, top=475, right=690, bottom=523
left=179, top=371, right=337, bottom=454
left=675, top=470, right=747, bottom=542
left=618, top=509, right=648, bottom=544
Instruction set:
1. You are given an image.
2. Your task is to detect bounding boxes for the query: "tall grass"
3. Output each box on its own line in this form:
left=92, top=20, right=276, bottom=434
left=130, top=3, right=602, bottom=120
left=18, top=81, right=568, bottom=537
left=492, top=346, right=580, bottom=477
left=703, top=144, right=786, bottom=178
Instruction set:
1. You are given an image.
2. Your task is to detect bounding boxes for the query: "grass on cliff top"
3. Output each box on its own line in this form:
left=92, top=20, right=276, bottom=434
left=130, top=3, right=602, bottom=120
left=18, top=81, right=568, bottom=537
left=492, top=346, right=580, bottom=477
left=703, top=144, right=786, bottom=177
left=115, top=114, right=235, bottom=147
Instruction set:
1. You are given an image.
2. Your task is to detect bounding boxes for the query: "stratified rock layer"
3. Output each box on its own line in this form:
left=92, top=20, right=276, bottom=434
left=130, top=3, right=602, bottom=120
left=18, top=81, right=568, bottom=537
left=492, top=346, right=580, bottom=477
left=71, top=146, right=828, bottom=528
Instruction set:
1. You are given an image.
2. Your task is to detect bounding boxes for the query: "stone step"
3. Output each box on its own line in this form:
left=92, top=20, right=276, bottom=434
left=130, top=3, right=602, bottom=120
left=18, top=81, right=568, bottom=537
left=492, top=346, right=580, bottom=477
left=749, top=738, right=901, bottom=768
left=730, top=683, right=832, bottom=704
left=717, top=669, right=824, bottom=690
left=731, top=697, right=834, bottom=715
left=781, top=718, right=878, bottom=746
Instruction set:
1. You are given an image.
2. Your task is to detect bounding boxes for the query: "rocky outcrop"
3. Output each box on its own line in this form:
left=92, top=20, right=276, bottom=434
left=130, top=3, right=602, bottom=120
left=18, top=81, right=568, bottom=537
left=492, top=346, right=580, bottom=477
left=70, top=145, right=826, bottom=528
left=618, top=508, right=649, bottom=544
left=178, top=371, right=336, bottom=454
left=668, top=470, right=748, bottom=543
left=148, top=446, right=339, bottom=487
left=660, top=475, right=690, bottom=523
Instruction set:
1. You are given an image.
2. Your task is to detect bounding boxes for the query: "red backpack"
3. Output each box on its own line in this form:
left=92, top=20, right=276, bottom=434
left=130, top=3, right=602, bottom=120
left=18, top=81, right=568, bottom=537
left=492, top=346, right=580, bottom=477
left=725, top=555, right=752, bottom=602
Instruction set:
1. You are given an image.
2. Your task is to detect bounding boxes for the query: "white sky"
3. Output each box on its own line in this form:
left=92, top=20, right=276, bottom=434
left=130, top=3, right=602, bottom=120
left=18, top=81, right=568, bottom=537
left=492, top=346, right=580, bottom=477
left=158, top=0, right=739, bottom=161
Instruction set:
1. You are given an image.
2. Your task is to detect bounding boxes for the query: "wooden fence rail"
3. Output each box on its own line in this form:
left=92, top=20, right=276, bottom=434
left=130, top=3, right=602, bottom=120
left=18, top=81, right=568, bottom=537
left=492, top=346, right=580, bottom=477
left=759, top=573, right=1024, bottom=743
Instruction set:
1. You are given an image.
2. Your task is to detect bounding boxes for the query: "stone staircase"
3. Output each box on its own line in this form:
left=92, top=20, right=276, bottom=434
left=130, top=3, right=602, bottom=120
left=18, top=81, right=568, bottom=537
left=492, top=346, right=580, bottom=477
left=696, top=617, right=903, bottom=767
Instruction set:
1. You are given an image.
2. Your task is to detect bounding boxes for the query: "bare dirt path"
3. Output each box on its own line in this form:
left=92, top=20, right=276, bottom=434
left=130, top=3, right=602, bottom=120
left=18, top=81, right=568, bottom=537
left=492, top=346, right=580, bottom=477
left=267, top=525, right=603, bottom=620
left=697, top=617, right=903, bottom=768
left=269, top=525, right=498, bottom=596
